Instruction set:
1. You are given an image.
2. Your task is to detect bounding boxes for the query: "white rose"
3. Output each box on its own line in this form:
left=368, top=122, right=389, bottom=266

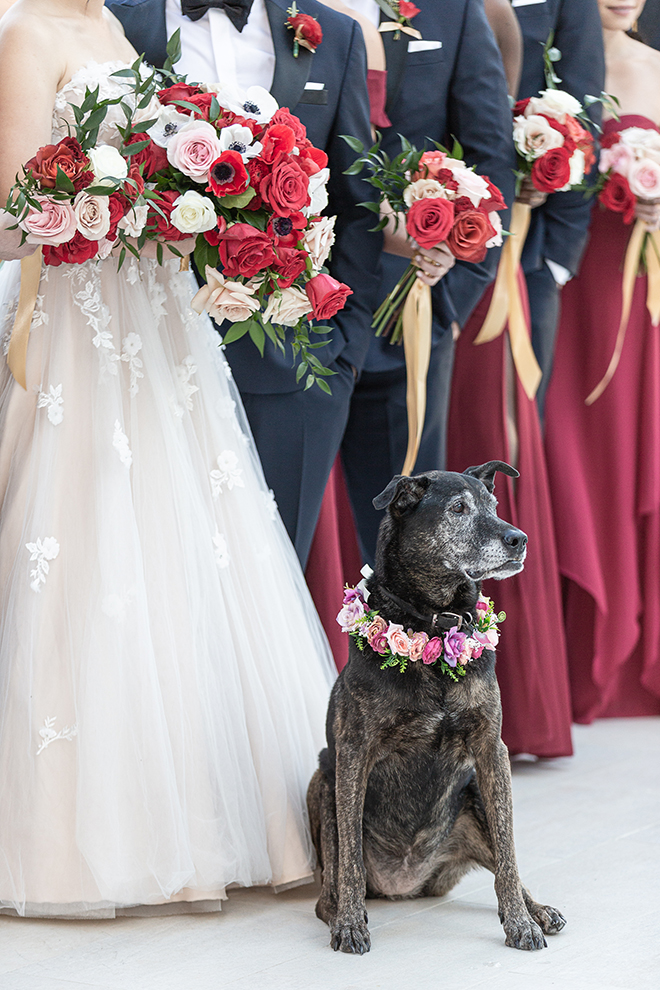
left=96, top=237, right=115, bottom=260
left=304, top=167, right=330, bottom=217
left=192, top=267, right=261, bottom=323
left=171, top=190, right=218, bottom=234
left=118, top=204, right=149, bottom=238
left=628, top=157, right=660, bottom=200
left=73, top=191, right=111, bottom=240
left=263, top=285, right=313, bottom=327
left=454, top=168, right=491, bottom=206
left=88, top=145, right=128, bottom=186
left=147, top=105, right=193, bottom=148
left=403, top=178, right=445, bottom=207
left=568, top=148, right=586, bottom=187
left=485, top=210, right=503, bottom=248
left=302, top=216, right=336, bottom=270
left=527, top=89, right=582, bottom=122
left=513, top=114, right=564, bottom=161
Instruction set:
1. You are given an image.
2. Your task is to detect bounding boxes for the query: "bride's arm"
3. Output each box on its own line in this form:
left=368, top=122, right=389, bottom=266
left=0, top=13, right=64, bottom=259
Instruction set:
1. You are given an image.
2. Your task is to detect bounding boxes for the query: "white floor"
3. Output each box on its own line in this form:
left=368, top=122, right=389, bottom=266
left=0, top=718, right=658, bottom=990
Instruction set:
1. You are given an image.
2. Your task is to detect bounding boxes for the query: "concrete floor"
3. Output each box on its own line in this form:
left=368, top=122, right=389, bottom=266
left=0, top=718, right=658, bottom=990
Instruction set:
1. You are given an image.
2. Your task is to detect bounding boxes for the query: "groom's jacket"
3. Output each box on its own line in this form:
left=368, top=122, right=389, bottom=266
left=106, top=0, right=381, bottom=393
left=514, top=0, right=605, bottom=278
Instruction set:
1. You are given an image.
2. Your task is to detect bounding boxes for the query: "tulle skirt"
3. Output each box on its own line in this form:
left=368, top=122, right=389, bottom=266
left=0, top=255, right=335, bottom=918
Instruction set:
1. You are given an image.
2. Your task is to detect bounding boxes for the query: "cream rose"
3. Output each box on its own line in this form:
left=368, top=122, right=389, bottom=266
left=167, top=120, right=224, bottom=183
left=118, top=205, right=149, bottom=238
left=192, top=267, right=260, bottom=323
left=403, top=178, right=446, bottom=208
left=527, top=89, right=582, bottom=121
left=485, top=210, right=503, bottom=249
left=302, top=216, right=336, bottom=270
left=566, top=148, right=586, bottom=188
left=513, top=114, right=564, bottom=161
left=263, top=285, right=313, bottom=327
left=73, top=191, right=111, bottom=241
left=454, top=167, right=491, bottom=206
left=303, top=168, right=330, bottom=216
left=88, top=145, right=128, bottom=186
left=170, top=191, right=218, bottom=234
left=628, top=158, right=660, bottom=200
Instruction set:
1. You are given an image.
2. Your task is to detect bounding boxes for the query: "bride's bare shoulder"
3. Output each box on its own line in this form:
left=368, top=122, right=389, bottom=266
left=0, top=3, right=63, bottom=71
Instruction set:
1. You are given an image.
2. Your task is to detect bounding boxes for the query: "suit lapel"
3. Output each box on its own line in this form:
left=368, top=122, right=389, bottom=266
left=265, top=0, right=314, bottom=109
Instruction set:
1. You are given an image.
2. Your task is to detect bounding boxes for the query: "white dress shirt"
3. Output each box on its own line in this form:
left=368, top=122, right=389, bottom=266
left=165, top=0, right=275, bottom=92
left=341, top=0, right=380, bottom=28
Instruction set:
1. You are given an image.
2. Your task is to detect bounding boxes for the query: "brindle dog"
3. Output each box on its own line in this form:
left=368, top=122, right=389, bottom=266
left=307, top=462, right=566, bottom=954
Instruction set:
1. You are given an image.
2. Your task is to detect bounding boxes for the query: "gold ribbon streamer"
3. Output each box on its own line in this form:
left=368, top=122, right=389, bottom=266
left=585, top=218, right=652, bottom=405
left=473, top=201, right=542, bottom=400
left=378, top=22, right=423, bottom=40
left=401, top=278, right=432, bottom=476
left=7, top=246, right=42, bottom=390
left=179, top=253, right=190, bottom=272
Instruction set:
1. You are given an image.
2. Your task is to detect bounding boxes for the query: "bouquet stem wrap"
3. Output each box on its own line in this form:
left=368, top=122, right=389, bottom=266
left=473, top=202, right=542, bottom=400
left=7, top=246, right=43, bottom=390
left=401, top=277, right=432, bottom=476
left=585, top=219, right=660, bottom=405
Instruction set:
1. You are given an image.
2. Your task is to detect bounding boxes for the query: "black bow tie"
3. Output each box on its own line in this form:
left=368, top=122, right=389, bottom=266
left=181, top=0, right=255, bottom=32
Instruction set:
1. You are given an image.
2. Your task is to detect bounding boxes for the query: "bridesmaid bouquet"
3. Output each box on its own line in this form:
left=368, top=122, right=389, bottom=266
left=344, top=134, right=506, bottom=341
left=597, top=126, right=660, bottom=221
left=512, top=89, right=596, bottom=195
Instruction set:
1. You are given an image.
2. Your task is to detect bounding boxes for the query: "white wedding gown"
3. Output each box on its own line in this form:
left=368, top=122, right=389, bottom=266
left=0, top=62, right=335, bottom=918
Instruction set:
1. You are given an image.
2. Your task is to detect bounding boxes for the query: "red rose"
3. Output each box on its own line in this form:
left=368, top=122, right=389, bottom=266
left=406, top=197, right=455, bottom=249
left=446, top=209, right=496, bottom=263
left=244, top=157, right=273, bottom=210
left=513, top=97, right=531, bottom=117
left=287, top=13, right=323, bottom=53
left=43, top=230, right=99, bottom=267
left=203, top=216, right=228, bottom=246
left=207, top=150, right=250, bottom=198
left=543, top=114, right=576, bottom=155
left=305, top=273, right=352, bottom=320
left=271, top=246, right=308, bottom=288
left=482, top=176, right=507, bottom=212
left=531, top=146, right=572, bottom=192
left=107, top=193, right=128, bottom=240
left=305, top=274, right=352, bottom=320
left=260, top=158, right=310, bottom=217
left=600, top=131, right=620, bottom=150
left=125, top=133, right=169, bottom=178
left=452, top=196, right=474, bottom=215
left=147, top=190, right=191, bottom=241
left=25, top=137, right=91, bottom=191
left=267, top=211, right=307, bottom=246
left=218, top=223, right=277, bottom=278
left=157, top=83, right=205, bottom=108
left=599, top=172, right=636, bottom=224
left=125, top=162, right=146, bottom=200
left=297, top=143, right=328, bottom=176
left=260, top=123, right=296, bottom=164
left=271, top=107, right=307, bottom=145
left=184, top=92, right=216, bottom=120
left=399, top=1, right=420, bottom=19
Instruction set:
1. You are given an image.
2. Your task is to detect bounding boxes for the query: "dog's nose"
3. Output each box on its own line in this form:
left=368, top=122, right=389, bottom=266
left=502, top=528, right=528, bottom=551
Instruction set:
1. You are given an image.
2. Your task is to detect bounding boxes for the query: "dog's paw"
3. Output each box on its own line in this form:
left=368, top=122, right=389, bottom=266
left=503, top=915, right=547, bottom=951
left=330, top=918, right=371, bottom=954
left=529, top=903, right=566, bottom=935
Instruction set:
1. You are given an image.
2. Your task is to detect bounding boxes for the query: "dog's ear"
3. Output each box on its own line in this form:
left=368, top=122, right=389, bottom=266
left=463, top=460, right=519, bottom=494
left=372, top=475, right=431, bottom=516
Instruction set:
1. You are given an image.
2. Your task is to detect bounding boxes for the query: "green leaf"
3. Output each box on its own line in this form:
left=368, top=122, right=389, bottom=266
left=217, top=187, right=256, bottom=209
left=209, top=96, right=221, bottom=122
left=343, top=160, right=366, bottom=176
left=316, top=378, right=332, bottom=395
left=221, top=319, right=253, bottom=345
left=193, top=237, right=219, bottom=276
left=156, top=242, right=164, bottom=266
left=295, top=361, right=308, bottom=383
left=54, top=165, right=76, bottom=194
left=248, top=320, right=266, bottom=356
left=340, top=134, right=365, bottom=154
left=450, top=136, right=463, bottom=160
left=164, top=28, right=182, bottom=73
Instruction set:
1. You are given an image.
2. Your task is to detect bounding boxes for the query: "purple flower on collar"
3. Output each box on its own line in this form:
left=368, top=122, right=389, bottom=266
left=443, top=626, right=467, bottom=668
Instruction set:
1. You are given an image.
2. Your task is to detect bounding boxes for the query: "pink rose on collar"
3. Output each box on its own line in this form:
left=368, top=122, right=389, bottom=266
left=443, top=627, right=468, bottom=668
left=422, top=636, right=443, bottom=665
left=408, top=630, right=429, bottom=661
left=366, top=615, right=388, bottom=654
left=386, top=623, right=411, bottom=656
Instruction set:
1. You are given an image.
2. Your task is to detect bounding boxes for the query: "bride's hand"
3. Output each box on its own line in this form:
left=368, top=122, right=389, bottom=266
left=635, top=198, right=660, bottom=231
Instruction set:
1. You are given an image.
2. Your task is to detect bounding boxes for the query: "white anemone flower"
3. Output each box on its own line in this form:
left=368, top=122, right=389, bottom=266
left=224, top=86, right=279, bottom=125
left=218, top=124, right=262, bottom=161
left=148, top=106, right=194, bottom=148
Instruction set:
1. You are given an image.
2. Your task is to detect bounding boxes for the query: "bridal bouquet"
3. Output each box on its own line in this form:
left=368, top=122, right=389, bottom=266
left=345, top=134, right=506, bottom=341
left=512, top=89, right=596, bottom=195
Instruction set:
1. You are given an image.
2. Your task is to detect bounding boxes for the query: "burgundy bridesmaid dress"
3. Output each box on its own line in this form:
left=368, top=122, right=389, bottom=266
left=447, top=274, right=573, bottom=757
left=545, top=116, right=660, bottom=722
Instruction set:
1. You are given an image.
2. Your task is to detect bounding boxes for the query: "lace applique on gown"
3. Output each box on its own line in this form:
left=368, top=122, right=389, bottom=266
left=0, top=62, right=334, bottom=918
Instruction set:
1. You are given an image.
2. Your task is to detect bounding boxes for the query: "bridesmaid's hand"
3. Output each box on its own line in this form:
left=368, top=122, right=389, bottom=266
left=412, top=241, right=456, bottom=286
left=516, top=175, right=547, bottom=209
left=635, top=198, right=660, bottom=231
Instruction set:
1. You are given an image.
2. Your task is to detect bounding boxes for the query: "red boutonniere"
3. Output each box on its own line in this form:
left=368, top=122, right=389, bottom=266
left=398, top=1, right=421, bottom=21
left=286, top=3, right=323, bottom=58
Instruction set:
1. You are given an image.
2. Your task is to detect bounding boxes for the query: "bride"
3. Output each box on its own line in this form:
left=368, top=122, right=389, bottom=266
left=0, top=0, right=335, bottom=918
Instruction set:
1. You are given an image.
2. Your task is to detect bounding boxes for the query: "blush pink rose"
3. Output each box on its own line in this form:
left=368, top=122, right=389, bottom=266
left=599, top=143, right=634, bottom=178
left=408, top=631, right=429, bottom=661
left=627, top=158, right=660, bottom=200
left=422, top=636, right=443, bottom=665
left=22, top=196, right=77, bottom=245
left=385, top=623, right=411, bottom=656
left=167, top=120, right=223, bottom=183
left=366, top=615, right=388, bottom=654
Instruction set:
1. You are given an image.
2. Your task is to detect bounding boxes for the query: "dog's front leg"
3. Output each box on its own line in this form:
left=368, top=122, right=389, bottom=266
left=331, top=737, right=372, bottom=954
left=473, top=734, right=547, bottom=950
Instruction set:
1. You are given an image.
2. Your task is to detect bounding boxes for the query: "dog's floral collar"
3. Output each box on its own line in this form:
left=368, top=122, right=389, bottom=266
left=337, top=584, right=505, bottom=681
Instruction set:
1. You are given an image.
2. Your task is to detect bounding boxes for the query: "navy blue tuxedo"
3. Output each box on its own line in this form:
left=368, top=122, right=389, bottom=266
left=107, top=0, right=381, bottom=566
left=342, top=0, right=515, bottom=564
left=513, top=0, right=605, bottom=415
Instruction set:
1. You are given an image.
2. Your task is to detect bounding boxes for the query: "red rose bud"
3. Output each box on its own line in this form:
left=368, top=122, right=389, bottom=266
left=599, top=172, right=636, bottom=225
left=446, top=209, right=496, bottom=263
left=207, top=150, right=250, bottom=198
left=43, top=230, right=99, bottom=268
left=287, top=13, right=323, bottom=53
left=305, top=273, right=353, bottom=320
left=25, top=137, right=91, bottom=191
left=406, top=197, right=455, bottom=249
left=398, top=1, right=420, bottom=19
left=107, top=193, right=129, bottom=240
left=452, top=196, right=474, bottom=215
left=531, top=146, right=572, bottom=193
left=203, top=216, right=228, bottom=246
left=513, top=97, right=531, bottom=117
left=218, top=223, right=277, bottom=278
left=260, top=123, right=296, bottom=164
left=271, top=246, right=308, bottom=288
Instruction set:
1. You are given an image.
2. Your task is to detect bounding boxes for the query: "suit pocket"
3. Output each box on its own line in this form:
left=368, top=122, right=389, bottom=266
left=406, top=48, right=445, bottom=67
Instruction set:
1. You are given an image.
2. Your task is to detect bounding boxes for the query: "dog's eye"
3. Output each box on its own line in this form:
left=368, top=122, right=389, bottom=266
left=451, top=501, right=466, bottom=514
